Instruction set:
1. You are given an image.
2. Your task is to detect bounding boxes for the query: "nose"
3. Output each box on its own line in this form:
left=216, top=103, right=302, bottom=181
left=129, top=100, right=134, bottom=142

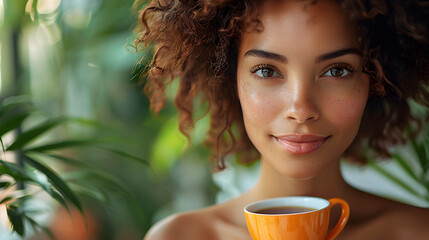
left=283, top=82, right=320, bottom=123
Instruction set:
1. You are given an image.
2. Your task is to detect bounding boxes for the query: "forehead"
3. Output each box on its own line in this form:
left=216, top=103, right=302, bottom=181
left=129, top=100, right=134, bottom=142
left=239, top=0, right=359, bottom=57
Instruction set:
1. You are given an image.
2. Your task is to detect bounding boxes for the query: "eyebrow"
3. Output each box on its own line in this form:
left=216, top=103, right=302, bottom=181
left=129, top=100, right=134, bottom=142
left=315, top=48, right=362, bottom=62
left=244, top=49, right=288, bottom=63
left=243, top=47, right=362, bottom=63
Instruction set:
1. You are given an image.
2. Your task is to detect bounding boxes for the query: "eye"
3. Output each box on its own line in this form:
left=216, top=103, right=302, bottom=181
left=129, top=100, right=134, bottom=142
left=251, top=64, right=281, bottom=78
left=322, top=63, right=355, bottom=78
left=324, top=68, right=349, bottom=77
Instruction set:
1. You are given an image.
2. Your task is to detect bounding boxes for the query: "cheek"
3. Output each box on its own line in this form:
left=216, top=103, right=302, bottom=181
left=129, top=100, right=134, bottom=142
left=238, top=82, right=282, bottom=124
left=326, top=89, right=368, bottom=130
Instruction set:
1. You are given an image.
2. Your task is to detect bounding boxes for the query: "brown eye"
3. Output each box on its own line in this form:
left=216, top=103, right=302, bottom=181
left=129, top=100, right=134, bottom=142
left=254, top=67, right=280, bottom=78
left=261, top=68, right=274, bottom=77
left=323, top=65, right=353, bottom=78
left=330, top=68, right=345, bottom=77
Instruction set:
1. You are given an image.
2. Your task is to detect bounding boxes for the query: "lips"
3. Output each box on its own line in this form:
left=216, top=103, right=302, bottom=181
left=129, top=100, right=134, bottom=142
left=274, top=134, right=329, bottom=154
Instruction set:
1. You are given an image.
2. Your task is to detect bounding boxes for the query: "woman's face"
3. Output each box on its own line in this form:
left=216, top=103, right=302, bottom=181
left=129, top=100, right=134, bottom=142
left=237, top=0, right=369, bottom=179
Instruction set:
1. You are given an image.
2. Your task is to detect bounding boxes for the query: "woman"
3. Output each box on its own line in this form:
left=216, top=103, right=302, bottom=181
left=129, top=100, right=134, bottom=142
left=134, top=0, right=429, bottom=239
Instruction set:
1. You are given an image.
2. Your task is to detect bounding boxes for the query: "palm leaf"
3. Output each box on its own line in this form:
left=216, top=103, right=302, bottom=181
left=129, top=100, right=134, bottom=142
left=64, top=170, right=145, bottom=224
left=99, top=147, right=150, bottom=166
left=0, top=181, right=12, bottom=189
left=0, top=193, right=31, bottom=204
left=30, top=0, right=39, bottom=22
left=24, top=139, right=105, bottom=152
left=0, top=112, right=31, bottom=137
left=40, top=153, right=94, bottom=168
left=0, top=159, right=70, bottom=211
left=0, top=196, right=16, bottom=204
left=27, top=142, right=150, bottom=166
left=67, top=183, right=110, bottom=204
left=1, top=136, right=5, bottom=153
left=368, top=160, right=422, bottom=199
left=7, top=205, right=25, bottom=236
left=391, top=154, right=422, bottom=185
left=24, top=214, right=55, bottom=240
left=7, top=118, right=66, bottom=151
left=0, top=95, right=32, bottom=120
left=0, top=160, right=32, bottom=182
left=410, top=137, right=427, bottom=171
left=24, top=156, right=83, bottom=214
left=423, top=132, right=429, bottom=171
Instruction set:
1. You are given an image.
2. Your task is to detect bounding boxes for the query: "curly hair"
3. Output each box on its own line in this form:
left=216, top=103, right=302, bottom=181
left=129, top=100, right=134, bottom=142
left=134, top=0, right=429, bottom=170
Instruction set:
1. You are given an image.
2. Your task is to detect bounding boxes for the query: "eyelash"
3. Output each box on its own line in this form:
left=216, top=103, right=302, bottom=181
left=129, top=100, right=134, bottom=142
left=249, top=62, right=356, bottom=79
left=250, top=64, right=282, bottom=79
left=322, top=63, right=356, bottom=78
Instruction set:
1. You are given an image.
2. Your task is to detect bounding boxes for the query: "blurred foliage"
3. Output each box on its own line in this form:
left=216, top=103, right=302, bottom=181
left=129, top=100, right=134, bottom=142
left=1, top=0, right=216, bottom=239
left=0, top=95, right=149, bottom=239
left=368, top=122, right=429, bottom=205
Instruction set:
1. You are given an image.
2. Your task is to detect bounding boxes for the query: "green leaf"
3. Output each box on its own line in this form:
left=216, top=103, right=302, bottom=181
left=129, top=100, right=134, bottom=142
left=65, top=169, right=131, bottom=200
left=30, top=0, right=39, bottom=22
left=410, top=138, right=426, bottom=170
left=423, top=132, right=429, bottom=171
left=0, top=159, right=70, bottom=211
left=24, top=156, right=83, bottom=214
left=41, top=153, right=93, bottom=168
left=67, top=182, right=109, bottom=204
left=0, top=181, right=12, bottom=189
left=7, top=118, right=66, bottom=151
left=68, top=171, right=147, bottom=228
left=64, top=169, right=144, bottom=220
left=392, top=154, right=421, bottom=184
left=0, top=112, right=31, bottom=137
left=0, top=95, right=32, bottom=120
left=0, top=193, right=31, bottom=204
left=48, top=188, right=68, bottom=210
left=0, top=160, right=32, bottom=182
left=368, top=160, right=422, bottom=199
left=100, top=147, right=150, bottom=166
left=1, top=137, right=5, bottom=153
left=7, top=205, right=25, bottom=236
left=24, top=214, right=55, bottom=240
left=28, top=143, right=150, bottom=167
left=24, top=139, right=104, bottom=152
left=0, top=195, right=15, bottom=204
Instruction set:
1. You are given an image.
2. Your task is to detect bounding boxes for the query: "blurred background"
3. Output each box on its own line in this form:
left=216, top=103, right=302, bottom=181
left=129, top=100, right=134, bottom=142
left=1, top=0, right=216, bottom=239
left=0, top=0, right=428, bottom=239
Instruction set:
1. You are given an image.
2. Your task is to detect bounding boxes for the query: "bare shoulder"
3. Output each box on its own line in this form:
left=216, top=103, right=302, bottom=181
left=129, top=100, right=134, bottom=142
left=385, top=201, right=429, bottom=239
left=343, top=189, right=429, bottom=240
left=144, top=209, right=218, bottom=240
left=143, top=197, right=250, bottom=240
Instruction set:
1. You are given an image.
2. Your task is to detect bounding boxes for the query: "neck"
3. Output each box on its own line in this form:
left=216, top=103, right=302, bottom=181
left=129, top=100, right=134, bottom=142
left=249, top=158, right=349, bottom=201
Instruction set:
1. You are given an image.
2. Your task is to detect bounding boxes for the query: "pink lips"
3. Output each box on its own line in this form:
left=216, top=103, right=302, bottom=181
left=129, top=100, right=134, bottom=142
left=274, top=134, right=329, bottom=154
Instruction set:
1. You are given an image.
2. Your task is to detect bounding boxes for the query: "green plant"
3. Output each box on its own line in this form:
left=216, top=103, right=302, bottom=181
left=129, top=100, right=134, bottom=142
left=0, top=95, right=149, bottom=238
left=368, top=123, right=429, bottom=205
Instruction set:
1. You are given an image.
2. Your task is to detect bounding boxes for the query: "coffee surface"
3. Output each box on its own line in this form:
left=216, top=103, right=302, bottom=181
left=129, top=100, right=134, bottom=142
left=254, top=206, right=316, bottom=214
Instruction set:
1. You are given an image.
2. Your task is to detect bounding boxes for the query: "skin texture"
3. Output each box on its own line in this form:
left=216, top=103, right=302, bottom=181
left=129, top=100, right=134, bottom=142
left=144, top=0, right=429, bottom=239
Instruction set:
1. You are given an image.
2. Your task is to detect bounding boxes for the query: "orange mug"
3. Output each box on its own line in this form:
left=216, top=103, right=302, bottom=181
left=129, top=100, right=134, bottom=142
left=244, top=196, right=349, bottom=240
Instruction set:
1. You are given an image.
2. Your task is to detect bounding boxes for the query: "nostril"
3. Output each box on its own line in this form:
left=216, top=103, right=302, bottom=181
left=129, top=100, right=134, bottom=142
left=307, top=115, right=316, bottom=121
left=285, top=112, right=319, bottom=123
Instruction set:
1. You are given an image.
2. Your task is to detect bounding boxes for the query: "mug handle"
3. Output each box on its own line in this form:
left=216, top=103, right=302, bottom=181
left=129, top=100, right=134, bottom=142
left=325, top=198, right=350, bottom=240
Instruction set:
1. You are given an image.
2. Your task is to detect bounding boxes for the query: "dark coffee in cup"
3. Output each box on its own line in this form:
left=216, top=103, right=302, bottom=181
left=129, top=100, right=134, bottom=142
left=255, top=206, right=316, bottom=215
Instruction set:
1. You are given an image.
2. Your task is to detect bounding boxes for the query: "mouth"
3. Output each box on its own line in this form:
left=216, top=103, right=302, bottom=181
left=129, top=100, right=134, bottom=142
left=273, top=134, right=330, bottom=154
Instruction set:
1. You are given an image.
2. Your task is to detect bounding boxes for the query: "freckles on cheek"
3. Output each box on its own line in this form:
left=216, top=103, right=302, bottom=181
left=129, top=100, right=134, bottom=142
left=328, top=95, right=367, bottom=125
left=241, top=90, right=278, bottom=122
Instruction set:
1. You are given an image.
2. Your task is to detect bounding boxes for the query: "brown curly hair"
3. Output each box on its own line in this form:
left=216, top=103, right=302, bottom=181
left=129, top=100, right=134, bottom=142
left=134, top=0, right=429, bottom=170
